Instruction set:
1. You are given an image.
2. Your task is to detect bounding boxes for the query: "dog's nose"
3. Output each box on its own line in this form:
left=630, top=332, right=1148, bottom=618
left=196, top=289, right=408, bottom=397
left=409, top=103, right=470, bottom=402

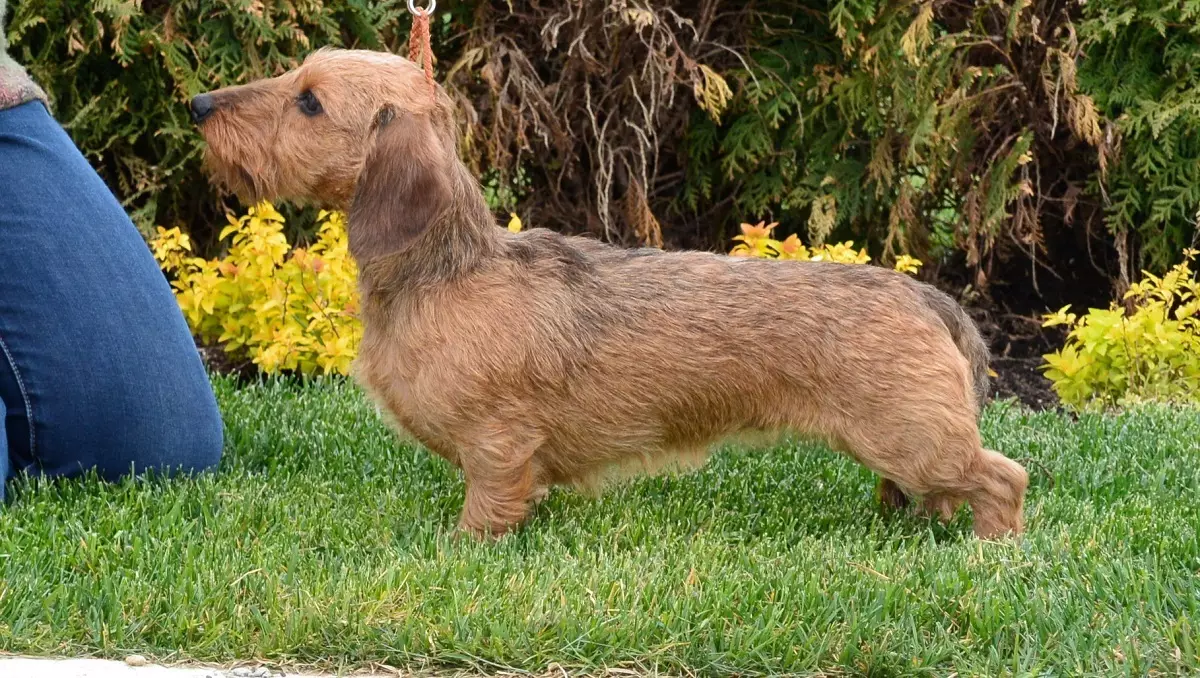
left=190, top=94, right=215, bottom=124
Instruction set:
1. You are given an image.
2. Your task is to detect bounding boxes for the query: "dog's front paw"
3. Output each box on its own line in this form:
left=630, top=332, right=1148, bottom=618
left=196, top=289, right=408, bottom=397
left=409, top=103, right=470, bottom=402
left=455, top=515, right=518, bottom=542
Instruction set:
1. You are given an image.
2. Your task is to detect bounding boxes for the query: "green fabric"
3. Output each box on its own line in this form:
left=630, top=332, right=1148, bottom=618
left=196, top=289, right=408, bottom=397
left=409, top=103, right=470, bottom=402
left=0, top=0, right=48, bottom=111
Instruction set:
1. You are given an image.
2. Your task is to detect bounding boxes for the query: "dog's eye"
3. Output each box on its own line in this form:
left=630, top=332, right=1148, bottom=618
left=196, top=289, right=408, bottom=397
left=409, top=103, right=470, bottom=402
left=297, top=90, right=322, bottom=117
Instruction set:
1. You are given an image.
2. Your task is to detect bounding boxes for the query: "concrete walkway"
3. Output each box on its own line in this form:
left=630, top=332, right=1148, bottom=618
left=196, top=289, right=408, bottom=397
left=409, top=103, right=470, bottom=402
left=0, top=656, right=394, bottom=678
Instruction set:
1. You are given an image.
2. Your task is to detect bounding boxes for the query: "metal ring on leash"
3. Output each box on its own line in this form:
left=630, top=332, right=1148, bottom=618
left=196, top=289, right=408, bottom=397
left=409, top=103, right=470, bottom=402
left=407, top=0, right=435, bottom=15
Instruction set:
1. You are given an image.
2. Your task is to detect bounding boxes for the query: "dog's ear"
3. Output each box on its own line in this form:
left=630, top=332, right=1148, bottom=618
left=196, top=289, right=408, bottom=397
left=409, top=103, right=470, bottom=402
left=348, top=105, right=453, bottom=262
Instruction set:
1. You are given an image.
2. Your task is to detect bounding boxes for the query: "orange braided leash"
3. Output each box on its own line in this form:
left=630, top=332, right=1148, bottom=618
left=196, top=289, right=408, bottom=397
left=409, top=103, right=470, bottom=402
left=406, top=3, right=436, bottom=99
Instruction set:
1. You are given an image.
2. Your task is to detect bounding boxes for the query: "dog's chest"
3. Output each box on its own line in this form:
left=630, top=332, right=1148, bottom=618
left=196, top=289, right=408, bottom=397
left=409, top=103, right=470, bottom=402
left=356, top=321, right=451, bottom=433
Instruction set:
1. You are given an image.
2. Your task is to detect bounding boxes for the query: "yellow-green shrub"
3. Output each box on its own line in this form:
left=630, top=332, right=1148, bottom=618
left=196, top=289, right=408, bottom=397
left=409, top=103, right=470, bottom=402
left=728, top=221, right=923, bottom=274
left=1041, top=249, right=1200, bottom=409
left=151, top=203, right=361, bottom=376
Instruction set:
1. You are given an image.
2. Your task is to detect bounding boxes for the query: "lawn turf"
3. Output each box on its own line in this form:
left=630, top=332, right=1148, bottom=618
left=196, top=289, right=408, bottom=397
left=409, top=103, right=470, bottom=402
left=1, top=376, right=1198, bottom=676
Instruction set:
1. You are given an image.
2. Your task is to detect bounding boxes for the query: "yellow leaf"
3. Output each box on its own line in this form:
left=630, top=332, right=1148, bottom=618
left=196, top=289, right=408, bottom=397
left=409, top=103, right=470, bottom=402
left=692, top=64, right=733, bottom=123
left=624, top=7, right=655, bottom=28
left=900, top=2, right=935, bottom=65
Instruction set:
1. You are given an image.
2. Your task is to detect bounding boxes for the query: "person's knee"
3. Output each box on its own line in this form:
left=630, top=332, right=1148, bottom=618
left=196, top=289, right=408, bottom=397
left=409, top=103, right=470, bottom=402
left=124, top=383, right=225, bottom=478
left=162, top=388, right=225, bottom=474
left=25, top=366, right=225, bottom=482
left=1, top=98, right=226, bottom=486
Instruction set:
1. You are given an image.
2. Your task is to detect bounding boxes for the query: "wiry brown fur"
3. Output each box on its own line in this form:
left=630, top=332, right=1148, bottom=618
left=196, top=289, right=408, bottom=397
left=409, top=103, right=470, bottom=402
left=193, top=48, right=1028, bottom=540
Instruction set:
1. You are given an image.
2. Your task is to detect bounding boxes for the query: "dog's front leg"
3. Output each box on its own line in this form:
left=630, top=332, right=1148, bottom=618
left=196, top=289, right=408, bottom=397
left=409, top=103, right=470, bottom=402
left=457, top=460, right=537, bottom=539
left=454, top=434, right=543, bottom=540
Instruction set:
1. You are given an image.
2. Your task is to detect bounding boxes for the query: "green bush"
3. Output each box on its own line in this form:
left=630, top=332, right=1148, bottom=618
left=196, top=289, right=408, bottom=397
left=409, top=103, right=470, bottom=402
left=682, top=0, right=1199, bottom=286
left=7, top=0, right=1197, bottom=294
left=1077, top=0, right=1200, bottom=274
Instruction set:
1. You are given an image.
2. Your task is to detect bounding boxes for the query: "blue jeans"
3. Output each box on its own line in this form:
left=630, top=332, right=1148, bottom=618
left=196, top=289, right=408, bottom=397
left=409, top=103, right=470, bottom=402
left=0, top=101, right=223, bottom=501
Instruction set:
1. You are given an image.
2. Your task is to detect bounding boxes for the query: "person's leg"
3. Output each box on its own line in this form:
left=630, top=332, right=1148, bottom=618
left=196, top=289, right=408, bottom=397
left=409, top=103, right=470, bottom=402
left=0, top=100, right=223, bottom=493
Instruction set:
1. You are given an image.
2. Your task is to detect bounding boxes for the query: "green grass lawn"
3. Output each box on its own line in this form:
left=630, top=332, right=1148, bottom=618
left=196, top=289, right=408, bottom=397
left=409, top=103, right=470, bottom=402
left=1, top=377, right=1198, bottom=676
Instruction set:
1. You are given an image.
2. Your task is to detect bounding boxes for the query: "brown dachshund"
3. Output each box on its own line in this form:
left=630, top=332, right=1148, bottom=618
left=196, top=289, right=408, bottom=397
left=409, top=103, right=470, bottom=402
left=191, top=47, right=1027, bottom=540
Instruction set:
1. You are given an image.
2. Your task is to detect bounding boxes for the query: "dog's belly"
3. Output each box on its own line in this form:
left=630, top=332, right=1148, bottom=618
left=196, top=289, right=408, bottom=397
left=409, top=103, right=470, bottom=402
left=528, top=383, right=794, bottom=492
left=564, top=445, right=713, bottom=494
left=535, top=419, right=796, bottom=494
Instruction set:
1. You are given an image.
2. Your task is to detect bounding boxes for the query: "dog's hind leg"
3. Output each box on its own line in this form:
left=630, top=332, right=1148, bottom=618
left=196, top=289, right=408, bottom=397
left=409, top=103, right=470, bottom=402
left=961, top=448, right=1028, bottom=538
left=843, top=423, right=1026, bottom=538
left=876, top=477, right=910, bottom=512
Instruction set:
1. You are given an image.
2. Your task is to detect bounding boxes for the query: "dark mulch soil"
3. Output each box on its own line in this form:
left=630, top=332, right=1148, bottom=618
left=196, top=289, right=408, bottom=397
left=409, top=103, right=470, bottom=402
left=971, top=307, right=1065, bottom=411
left=197, top=343, right=258, bottom=382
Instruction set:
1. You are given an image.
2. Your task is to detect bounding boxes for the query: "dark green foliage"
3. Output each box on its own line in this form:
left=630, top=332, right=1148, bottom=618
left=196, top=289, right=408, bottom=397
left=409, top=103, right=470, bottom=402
left=1077, top=0, right=1200, bottom=275
left=681, top=0, right=1198, bottom=291
left=5, top=0, right=1197, bottom=296
left=686, top=2, right=1078, bottom=288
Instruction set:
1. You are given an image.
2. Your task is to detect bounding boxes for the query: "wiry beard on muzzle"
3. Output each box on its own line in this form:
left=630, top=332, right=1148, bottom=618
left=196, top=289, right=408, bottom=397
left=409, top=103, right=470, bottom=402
left=197, top=117, right=280, bottom=204
left=200, top=151, right=257, bottom=202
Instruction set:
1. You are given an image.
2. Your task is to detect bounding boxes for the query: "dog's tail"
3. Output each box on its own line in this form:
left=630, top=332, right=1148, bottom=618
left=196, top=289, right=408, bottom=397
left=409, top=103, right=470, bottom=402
left=917, top=285, right=991, bottom=414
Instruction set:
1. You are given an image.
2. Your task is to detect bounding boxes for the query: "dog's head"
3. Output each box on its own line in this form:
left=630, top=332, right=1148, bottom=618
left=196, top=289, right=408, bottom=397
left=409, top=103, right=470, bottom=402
left=193, top=47, right=459, bottom=261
